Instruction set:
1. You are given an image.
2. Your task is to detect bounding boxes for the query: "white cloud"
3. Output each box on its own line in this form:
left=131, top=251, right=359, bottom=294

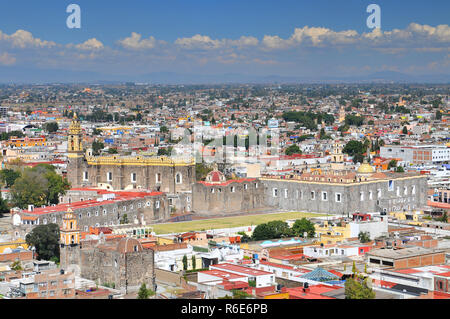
left=3, top=30, right=56, bottom=48
left=262, top=35, right=291, bottom=50
left=175, top=34, right=222, bottom=50
left=362, top=23, right=450, bottom=48
left=262, top=26, right=358, bottom=50
left=227, top=36, right=259, bottom=47
left=117, top=32, right=163, bottom=50
left=175, top=35, right=259, bottom=50
left=290, top=26, right=358, bottom=46
left=0, top=52, right=16, bottom=65
left=74, top=38, right=104, bottom=51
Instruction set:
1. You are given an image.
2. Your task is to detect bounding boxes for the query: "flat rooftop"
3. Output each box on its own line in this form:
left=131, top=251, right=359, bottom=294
left=211, top=263, right=273, bottom=277
left=367, top=246, right=444, bottom=260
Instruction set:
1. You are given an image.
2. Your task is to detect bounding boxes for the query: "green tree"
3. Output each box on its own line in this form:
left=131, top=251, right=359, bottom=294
left=157, top=147, right=173, bottom=156
left=402, top=126, right=408, bottom=134
left=292, top=218, right=316, bottom=238
left=160, top=126, right=169, bottom=134
left=345, top=277, right=375, bottom=299
left=343, top=140, right=364, bottom=157
left=0, top=169, right=21, bottom=188
left=38, top=165, right=70, bottom=205
left=285, top=144, right=302, bottom=156
left=192, top=255, right=196, bottom=270
left=396, top=166, right=405, bottom=173
left=237, top=231, right=251, bottom=243
left=137, top=283, right=155, bottom=299
left=0, top=198, right=9, bottom=218
left=44, top=122, right=59, bottom=133
left=25, top=224, right=60, bottom=261
left=252, top=220, right=293, bottom=241
left=345, top=114, right=364, bottom=127
left=435, top=110, right=442, bottom=120
left=0, top=130, right=24, bottom=141
left=358, top=231, right=371, bottom=243
left=352, top=153, right=365, bottom=164
left=388, top=160, right=398, bottom=169
left=107, top=148, right=118, bottom=154
left=182, top=255, right=188, bottom=271
left=11, top=169, right=49, bottom=209
left=10, top=260, right=22, bottom=271
left=92, top=140, right=104, bottom=155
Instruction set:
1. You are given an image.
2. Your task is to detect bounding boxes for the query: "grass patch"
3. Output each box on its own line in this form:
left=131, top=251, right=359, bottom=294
left=150, top=211, right=319, bottom=235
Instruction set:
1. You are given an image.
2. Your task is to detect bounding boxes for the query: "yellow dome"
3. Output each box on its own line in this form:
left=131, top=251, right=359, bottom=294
left=357, top=161, right=375, bottom=174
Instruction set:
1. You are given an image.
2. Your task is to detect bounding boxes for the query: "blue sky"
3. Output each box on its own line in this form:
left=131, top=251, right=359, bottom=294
left=0, top=0, right=449, bottom=82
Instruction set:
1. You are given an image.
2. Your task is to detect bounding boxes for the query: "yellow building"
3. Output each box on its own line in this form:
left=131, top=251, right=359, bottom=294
left=389, top=211, right=423, bottom=226
left=0, top=239, right=29, bottom=254
left=314, top=220, right=351, bottom=245
left=6, top=137, right=46, bottom=148
left=156, top=236, right=177, bottom=245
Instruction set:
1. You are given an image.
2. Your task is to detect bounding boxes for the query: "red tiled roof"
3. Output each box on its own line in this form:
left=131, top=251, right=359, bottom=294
left=428, top=291, right=450, bottom=299
left=373, top=280, right=397, bottom=288
left=220, top=280, right=249, bottom=290
left=427, top=201, right=450, bottom=209
left=211, top=171, right=222, bottom=182
left=287, top=285, right=340, bottom=299
left=436, top=271, right=450, bottom=278
left=394, top=269, right=423, bottom=274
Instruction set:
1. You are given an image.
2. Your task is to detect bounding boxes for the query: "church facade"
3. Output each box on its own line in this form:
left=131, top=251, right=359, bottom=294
left=66, top=114, right=195, bottom=194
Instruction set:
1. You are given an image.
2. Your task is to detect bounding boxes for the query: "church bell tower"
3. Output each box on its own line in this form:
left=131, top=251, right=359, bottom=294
left=67, top=113, right=84, bottom=188
left=59, top=209, right=81, bottom=271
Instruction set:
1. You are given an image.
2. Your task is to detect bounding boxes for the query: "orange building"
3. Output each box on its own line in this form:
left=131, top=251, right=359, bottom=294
left=6, top=136, right=46, bottom=148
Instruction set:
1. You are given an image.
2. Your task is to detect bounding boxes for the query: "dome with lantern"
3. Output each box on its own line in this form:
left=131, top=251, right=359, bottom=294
left=357, top=158, right=375, bottom=174
left=204, top=164, right=226, bottom=184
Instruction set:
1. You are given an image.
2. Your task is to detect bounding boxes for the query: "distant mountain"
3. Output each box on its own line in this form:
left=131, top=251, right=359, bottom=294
left=0, top=66, right=448, bottom=85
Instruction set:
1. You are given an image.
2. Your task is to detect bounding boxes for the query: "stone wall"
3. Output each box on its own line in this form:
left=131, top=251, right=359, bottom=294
left=21, top=194, right=169, bottom=232
left=261, top=175, right=428, bottom=215
left=192, top=180, right=273, bottom=216
left=79, top=246, right=156, bottom=292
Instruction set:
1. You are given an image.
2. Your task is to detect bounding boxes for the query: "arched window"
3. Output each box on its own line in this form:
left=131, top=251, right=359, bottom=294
left=176, top=173, right=182, bottom=184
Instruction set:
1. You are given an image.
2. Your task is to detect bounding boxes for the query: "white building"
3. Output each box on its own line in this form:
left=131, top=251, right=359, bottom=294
left=349, top=217, right=389, bottom=240
left=209, top=263, right=276, bottom=288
